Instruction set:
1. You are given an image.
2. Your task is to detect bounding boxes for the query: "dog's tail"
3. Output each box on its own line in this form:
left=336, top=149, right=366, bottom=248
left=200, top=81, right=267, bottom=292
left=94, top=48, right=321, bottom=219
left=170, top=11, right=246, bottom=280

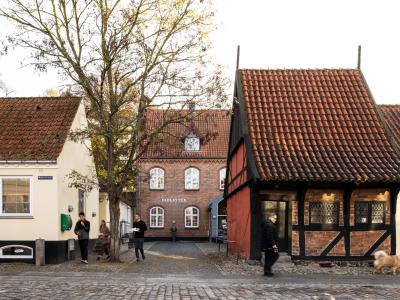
left=374, top=250, right=388, bottom=260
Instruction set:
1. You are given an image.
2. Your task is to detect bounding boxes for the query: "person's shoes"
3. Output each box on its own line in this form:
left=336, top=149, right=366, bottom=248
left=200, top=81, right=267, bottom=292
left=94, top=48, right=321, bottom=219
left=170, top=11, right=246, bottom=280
left=264, top=272, right=274, bottom=277
left=106, top=255, right=111, bottom=260
left=142, top=255, right=145, bottom=260
left=96, top=256, right=100, bottom=261
left=136, top=258, right=139, bottom=262
left=82, top=260, right=88, bottom=264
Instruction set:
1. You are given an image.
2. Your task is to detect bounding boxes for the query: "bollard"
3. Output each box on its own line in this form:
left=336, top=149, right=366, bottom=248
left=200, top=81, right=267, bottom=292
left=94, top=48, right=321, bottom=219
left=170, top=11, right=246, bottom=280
left=35, top=239, right=45, bottom=266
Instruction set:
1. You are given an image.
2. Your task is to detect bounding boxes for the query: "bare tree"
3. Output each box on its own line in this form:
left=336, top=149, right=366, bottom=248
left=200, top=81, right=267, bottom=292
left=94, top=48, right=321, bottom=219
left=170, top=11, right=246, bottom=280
left=0, top=0, right=228, bottom=261
left=0, top=75, right=13, bottom=96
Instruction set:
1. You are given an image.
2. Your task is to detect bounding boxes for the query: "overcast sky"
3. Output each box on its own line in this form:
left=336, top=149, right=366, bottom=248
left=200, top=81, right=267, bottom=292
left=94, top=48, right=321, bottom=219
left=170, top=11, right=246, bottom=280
left=1, top=0, right=400, bottom=104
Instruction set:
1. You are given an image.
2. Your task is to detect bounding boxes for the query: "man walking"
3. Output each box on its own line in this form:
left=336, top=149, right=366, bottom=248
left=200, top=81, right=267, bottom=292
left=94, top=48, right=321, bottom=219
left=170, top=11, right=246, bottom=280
left=261, top=213, right=279, bottom=276
left=74, top=212, right=90, bottom=264
left=132, top=214, right=147, bottom=262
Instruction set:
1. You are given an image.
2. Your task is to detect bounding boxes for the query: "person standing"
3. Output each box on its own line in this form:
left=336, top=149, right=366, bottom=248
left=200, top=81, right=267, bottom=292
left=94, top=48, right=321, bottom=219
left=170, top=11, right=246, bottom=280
left=99, top=220, right=111, bottom=260
left=132, top=214, right=147, bottom=262
left=74, top=212, right=90, bottom=264
left=170, top=220, right=177, bottom=242
left=261, top=213, right=279, bottom=276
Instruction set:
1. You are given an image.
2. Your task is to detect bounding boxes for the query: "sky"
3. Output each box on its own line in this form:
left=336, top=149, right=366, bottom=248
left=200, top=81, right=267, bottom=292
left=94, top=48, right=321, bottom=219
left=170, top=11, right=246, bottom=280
left=1, top=0, right=400, bottom=104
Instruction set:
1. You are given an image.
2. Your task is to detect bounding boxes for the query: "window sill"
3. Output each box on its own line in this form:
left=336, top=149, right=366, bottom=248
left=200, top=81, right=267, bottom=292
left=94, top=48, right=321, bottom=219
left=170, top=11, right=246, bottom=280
left=0, top=215, right=34, bottom=219
left=149, top=189, right=165, bottom=191
left=185, top=189, right=200, bottom=191
left=149, top=227, right=165, bottom=229
left=184, top=227, right=199, bottom=230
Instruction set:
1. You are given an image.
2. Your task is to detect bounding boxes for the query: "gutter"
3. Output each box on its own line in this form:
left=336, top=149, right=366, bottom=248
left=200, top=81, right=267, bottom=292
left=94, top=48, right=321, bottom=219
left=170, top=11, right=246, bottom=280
left=0, top=160, right=57, bottom=165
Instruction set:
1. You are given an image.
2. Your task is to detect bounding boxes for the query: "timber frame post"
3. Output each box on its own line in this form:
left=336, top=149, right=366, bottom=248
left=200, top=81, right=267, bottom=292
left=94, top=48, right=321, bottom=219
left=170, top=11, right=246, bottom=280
left=343, top=185, right=354, bottom=257
left=390, top=186, right=399, bottom=255
left=297, top=185, right=307, bottom=257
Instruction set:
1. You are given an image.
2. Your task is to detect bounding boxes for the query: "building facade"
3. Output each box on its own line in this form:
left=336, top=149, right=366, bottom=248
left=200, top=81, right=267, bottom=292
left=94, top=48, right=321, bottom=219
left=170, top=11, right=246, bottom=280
left=136, top=109, right=230, bottom=239
left=225, top=69, right=400, bottom=261
left=0, top=97, right=99, bottom=264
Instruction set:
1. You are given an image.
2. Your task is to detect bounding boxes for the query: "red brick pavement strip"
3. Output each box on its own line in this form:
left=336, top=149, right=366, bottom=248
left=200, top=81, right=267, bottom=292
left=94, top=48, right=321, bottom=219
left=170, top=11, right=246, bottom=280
left=0, top=272, right=400, bottom=299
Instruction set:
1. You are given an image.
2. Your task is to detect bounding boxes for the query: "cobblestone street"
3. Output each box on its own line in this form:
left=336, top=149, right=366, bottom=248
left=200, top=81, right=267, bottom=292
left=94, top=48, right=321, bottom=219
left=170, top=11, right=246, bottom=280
left=1, top=242, right=400, bottom=299
left=1, top=272, right=400, bottom=299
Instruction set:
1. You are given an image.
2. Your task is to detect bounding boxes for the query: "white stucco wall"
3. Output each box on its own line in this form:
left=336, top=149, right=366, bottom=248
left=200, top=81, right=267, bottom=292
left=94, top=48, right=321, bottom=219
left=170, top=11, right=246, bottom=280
left=0, top=164, right=59, bottom=240
left=57, top=102, right=99, bottom=240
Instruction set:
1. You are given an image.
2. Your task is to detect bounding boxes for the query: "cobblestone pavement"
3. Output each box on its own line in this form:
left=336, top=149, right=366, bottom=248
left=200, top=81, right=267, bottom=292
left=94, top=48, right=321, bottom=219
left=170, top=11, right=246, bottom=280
left=0, top=272, right=400, bottom=299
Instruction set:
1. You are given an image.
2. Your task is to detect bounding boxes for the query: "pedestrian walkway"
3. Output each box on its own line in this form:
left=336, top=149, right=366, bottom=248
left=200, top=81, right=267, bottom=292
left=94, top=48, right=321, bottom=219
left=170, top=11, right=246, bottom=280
left=120, top=241, right=220, bottom=275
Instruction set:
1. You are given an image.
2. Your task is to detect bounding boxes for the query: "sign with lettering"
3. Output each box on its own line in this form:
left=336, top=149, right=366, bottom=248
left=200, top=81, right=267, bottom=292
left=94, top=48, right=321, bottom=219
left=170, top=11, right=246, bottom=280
left=38, top=176, right=53, bottom=180
left=161, top=198, right=187, bottom=203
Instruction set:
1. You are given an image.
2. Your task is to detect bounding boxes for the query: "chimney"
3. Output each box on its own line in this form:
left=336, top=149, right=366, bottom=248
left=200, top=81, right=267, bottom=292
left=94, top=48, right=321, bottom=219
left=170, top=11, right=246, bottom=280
left=357, top=45, right=361, bottom=69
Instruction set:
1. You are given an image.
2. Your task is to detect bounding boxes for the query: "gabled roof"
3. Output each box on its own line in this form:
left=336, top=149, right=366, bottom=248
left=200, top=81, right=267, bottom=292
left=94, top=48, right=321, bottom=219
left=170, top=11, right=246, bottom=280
left=0, top=97, right=81, bottom=161
left=142, top=109, right=230, bottom=159
left=237, top=69, right=400, bottom=183
left=380, top=105, right=400, bottom=150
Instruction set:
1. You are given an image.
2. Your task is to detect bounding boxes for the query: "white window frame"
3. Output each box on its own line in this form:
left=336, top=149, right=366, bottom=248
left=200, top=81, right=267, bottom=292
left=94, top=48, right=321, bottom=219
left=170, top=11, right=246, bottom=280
left=185, top=167, right=200, bottom=190
left=0, top=245, right=34, bottom=259
left=184, top=137, right=200, bottom=152
left=185, top=206, right=199, bottom=228
left=149, top=168, right=165, bottom=190
left=219, top=168, right=227, bottom=190
left=0, top=176, right=33, bottom=217
left=150, top=206, right=164, bottom=228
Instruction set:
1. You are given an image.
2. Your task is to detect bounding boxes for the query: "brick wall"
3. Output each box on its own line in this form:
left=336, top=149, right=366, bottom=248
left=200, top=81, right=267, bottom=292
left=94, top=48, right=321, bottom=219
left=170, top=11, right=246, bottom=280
left=137, top=159, right=226, bottom=238
left=291, top=188, right=393, bottom=258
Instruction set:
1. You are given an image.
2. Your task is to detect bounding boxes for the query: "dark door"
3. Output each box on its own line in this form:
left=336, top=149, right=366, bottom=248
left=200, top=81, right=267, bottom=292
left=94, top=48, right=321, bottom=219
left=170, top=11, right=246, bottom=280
left=261, top=201, right=289, bottom=251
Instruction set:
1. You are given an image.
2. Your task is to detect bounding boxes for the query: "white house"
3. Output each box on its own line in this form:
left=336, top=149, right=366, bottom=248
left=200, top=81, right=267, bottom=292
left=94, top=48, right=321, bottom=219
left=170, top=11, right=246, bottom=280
left=0, top=97, right=99, bottom=264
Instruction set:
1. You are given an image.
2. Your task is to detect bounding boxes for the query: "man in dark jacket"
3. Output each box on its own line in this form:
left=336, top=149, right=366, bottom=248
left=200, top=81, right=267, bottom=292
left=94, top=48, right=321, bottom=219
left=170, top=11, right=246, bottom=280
left=74, top=212, right=90, bottom=264
left=132, top=214, right=147, bottom=262
left=261, top=213, right=279, bottom=276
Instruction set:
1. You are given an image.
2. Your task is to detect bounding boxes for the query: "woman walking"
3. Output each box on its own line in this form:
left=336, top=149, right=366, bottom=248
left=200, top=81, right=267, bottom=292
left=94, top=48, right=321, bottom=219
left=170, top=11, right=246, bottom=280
left=99, top=220, right=111, bottom=260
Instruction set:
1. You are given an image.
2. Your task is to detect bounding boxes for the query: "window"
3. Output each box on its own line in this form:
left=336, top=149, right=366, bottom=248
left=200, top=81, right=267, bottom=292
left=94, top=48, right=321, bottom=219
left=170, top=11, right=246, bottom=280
left=309, top=202, right=339, bottom=225
left=355, top=201, right=385, bottom=225
left=185, top=206, right=199, bottom=228
left=184, top=137, right=200, bottom=151
left=78, top=189, right=85, bottom=214
left=0, top=177, right=31, bottom=215
left=149, top=168, right=164, bottom=190
left=150, top=206, right=164, bottom=228
left=185, top=168, right=199, bottom=190
left=0, top=245, right=33, bottom=259
left=219, top=168, right=227, bottom=190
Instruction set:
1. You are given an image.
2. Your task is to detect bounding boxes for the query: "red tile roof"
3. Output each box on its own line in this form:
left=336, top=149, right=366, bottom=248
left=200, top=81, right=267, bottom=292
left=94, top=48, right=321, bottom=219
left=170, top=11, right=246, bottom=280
left=380, top=105, right=400, bottom=150
left=0, top=97, right=81, bottom=161
left=240, top=69, right=400, bottom=183
left=142, top=109, right=230, bottom=159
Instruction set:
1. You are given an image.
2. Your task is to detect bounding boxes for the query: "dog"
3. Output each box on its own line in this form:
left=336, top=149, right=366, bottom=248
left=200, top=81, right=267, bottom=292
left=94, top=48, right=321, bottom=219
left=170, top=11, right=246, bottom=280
left=373, top=250, right=400, bottom=275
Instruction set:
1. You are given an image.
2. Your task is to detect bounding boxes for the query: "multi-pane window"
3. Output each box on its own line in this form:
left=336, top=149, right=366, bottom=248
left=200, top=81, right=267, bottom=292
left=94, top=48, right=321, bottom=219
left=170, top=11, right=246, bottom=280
left=184, top=137, right=200, bottom=152
left=150, top=206, right=164, bottom=228
left=309, top=202, right=339, bottom=225
left=355, top=201, right=385, bottom=225
left=219, top=168, right=227, bottom=190
left=0, top=177, right=31, bottom=215
left=149, top=168, right=165, bottom=190
left=185, top=168, right=199, bottom=190
left=185, top=206, right=199, bottom=228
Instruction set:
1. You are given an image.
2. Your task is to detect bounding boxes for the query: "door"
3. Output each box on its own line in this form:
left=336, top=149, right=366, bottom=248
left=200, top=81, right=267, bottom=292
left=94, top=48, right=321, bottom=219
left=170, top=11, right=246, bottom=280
left=261, top=201, right=289, bottom=251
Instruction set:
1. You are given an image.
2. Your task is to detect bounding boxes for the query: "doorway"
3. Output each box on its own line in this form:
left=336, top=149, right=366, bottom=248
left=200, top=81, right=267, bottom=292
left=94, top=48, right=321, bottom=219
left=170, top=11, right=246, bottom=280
left=261, top=201, right=289, bottom=251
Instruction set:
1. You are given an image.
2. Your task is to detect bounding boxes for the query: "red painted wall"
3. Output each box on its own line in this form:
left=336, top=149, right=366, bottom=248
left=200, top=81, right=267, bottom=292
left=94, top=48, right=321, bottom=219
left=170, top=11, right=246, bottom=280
left=227, top=142, right=247, bottom=194
left=227, top=186, right=251, bottom=257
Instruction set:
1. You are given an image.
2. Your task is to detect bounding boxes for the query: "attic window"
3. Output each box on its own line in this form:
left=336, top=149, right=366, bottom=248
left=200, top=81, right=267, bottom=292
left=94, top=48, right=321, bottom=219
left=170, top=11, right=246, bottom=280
left=184, top=137, right=200, bottom=152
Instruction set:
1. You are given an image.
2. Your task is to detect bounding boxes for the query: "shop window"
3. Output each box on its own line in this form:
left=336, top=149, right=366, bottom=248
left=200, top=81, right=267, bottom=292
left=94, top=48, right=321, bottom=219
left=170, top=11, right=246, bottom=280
left=219, top=168, right=227, bottom=190
left=0, top=245, right=33, bottom=259
left=184, top=137, right=200, bottom=152
left=185, top=206, right=199, bottom=228
left=355, top=201, right=385, bottom=225
left=185, top=168, right=199, bottom=190
left=149, top=168, right=165, bottom=190
left=309, top=202, right=339, bottom=225
left=150, top=206, right=164, bottom=228
left=0, top=177, right=31, bottom=215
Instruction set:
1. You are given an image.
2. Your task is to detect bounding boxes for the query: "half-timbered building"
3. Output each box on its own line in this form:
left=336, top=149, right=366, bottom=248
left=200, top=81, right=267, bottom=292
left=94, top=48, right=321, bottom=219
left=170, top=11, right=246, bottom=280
left=225, top=69, right=400, bottom=261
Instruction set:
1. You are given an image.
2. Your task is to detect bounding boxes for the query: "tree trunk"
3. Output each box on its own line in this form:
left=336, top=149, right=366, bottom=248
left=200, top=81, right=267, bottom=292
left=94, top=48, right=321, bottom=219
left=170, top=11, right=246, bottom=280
left=108, top=193, right=121, bottom=262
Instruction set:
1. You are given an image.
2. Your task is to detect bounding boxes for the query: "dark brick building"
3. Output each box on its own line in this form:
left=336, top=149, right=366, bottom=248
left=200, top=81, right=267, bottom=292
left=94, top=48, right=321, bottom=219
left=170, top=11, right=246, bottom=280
left=137, top=109, right=230, bottom=239
left=225, top=69, right=400, bottom=260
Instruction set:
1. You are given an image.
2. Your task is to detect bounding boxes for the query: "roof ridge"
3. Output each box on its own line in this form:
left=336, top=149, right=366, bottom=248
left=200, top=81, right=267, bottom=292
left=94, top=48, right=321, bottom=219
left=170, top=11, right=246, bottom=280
left=0, top=96, right=81, bottom=100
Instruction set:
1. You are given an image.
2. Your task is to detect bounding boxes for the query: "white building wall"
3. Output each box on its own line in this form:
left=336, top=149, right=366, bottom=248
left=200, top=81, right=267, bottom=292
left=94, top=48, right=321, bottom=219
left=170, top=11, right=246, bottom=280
left=57, top=102, right=99, bottom=240
left=0, top=164, right=59, bottom=240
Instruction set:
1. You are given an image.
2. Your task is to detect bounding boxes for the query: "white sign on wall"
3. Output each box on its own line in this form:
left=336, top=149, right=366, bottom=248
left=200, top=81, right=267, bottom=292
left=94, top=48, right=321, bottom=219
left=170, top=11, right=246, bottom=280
left=161, top=198, right=187, bottom=203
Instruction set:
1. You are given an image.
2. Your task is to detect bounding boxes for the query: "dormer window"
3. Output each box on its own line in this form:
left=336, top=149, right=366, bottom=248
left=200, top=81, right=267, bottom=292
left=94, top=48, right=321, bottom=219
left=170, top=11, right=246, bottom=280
left=184, top=137, right=200, bottom=152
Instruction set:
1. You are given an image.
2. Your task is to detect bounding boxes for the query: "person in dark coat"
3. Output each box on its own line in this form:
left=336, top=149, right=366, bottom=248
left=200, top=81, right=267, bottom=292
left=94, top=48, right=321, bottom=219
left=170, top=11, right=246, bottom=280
left=74, top=212, right=90, bottom=264
left=132, top=214, right=147, bottom=262
left=261, top=213, right=279, bottom=276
